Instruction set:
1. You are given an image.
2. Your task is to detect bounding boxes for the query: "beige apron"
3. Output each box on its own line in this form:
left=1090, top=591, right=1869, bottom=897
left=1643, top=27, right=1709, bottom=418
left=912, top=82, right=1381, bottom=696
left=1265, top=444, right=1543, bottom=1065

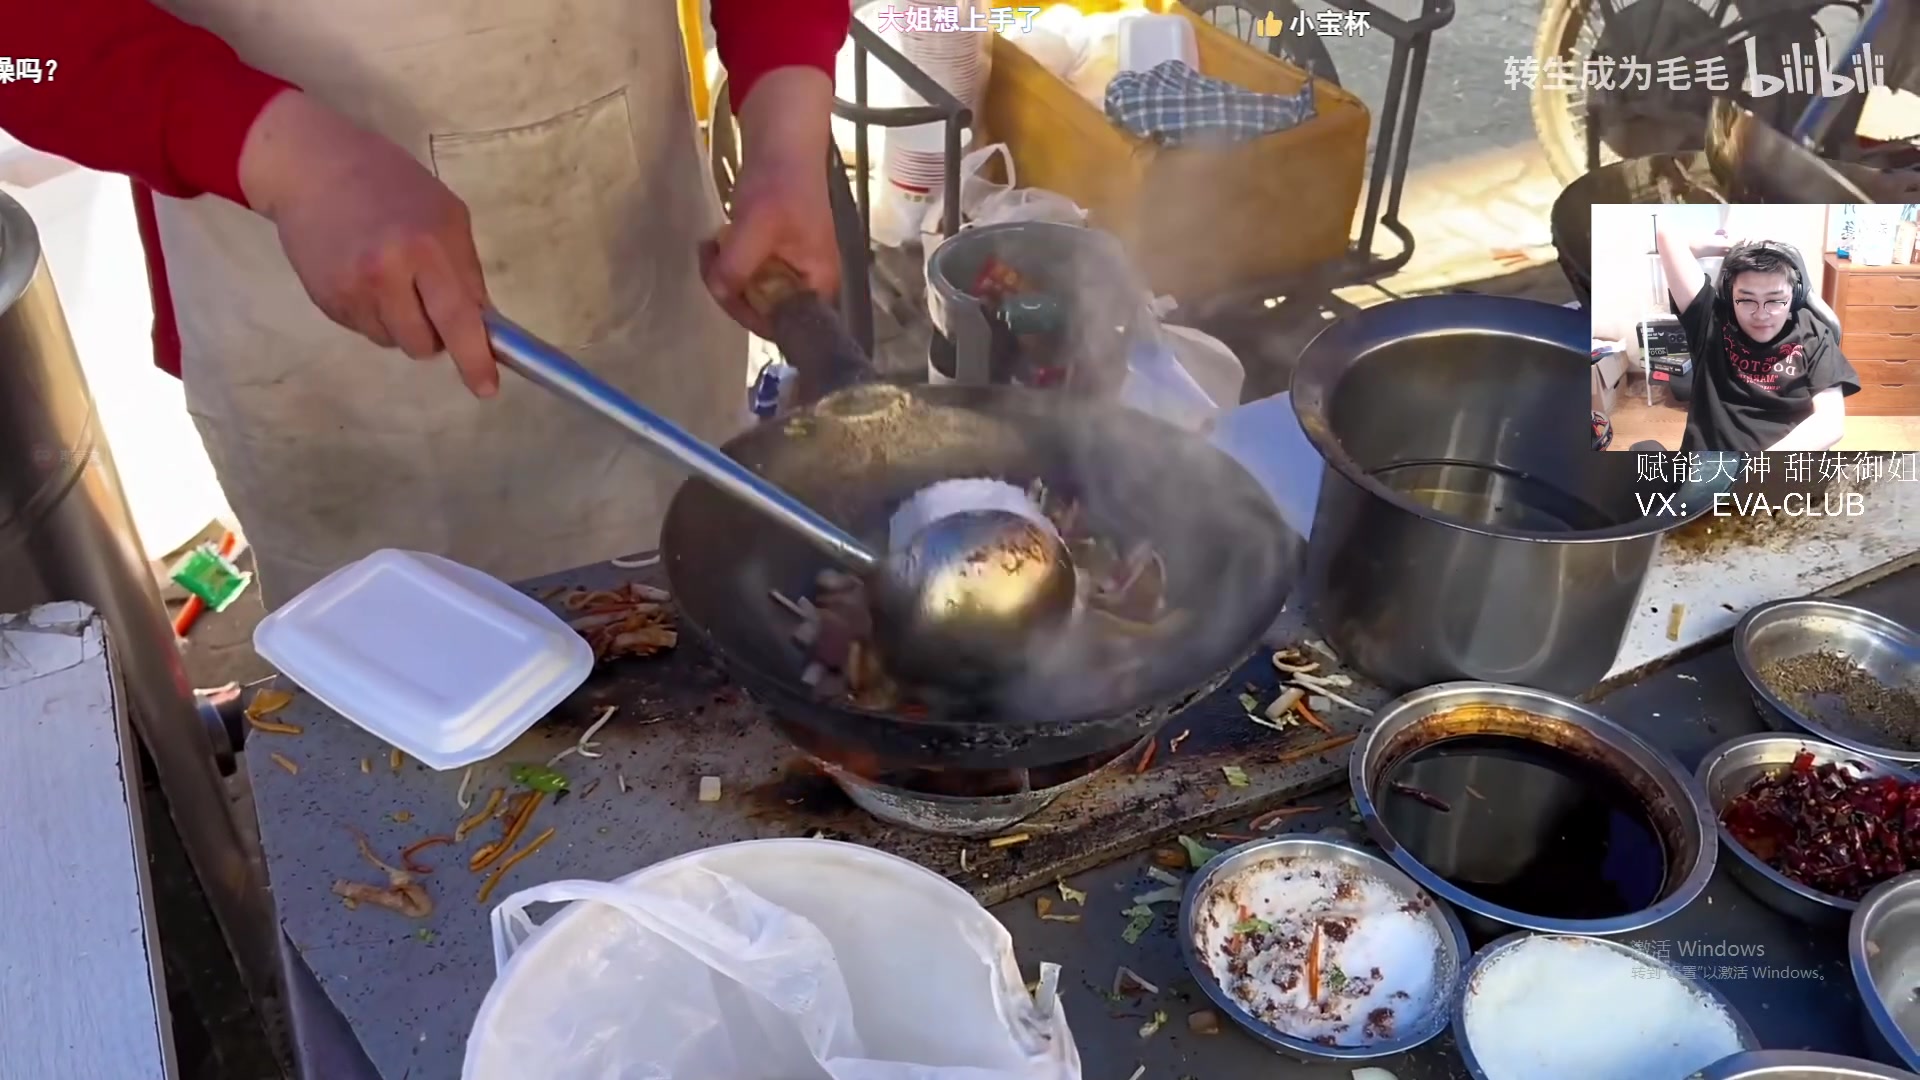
left=152, top=0, right=746, bottom=610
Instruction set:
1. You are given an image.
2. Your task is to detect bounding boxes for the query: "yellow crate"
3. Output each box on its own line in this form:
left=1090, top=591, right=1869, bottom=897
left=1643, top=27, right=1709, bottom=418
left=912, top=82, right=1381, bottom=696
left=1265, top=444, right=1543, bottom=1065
left=980, top=1, right=1371, bottom=299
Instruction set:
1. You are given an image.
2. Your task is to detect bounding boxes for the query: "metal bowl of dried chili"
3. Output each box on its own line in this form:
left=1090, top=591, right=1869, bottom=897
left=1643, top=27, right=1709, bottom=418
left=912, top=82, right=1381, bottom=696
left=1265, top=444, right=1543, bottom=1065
left=1697, top=734, right=1920, bottom=928
left=1735, top=600, right=1920, bottom=766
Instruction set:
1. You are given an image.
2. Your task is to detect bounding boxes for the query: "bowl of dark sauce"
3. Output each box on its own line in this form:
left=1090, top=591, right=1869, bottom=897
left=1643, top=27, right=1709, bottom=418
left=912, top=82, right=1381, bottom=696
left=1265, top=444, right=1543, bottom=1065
left=1349, top=682, right=1717, bottom=940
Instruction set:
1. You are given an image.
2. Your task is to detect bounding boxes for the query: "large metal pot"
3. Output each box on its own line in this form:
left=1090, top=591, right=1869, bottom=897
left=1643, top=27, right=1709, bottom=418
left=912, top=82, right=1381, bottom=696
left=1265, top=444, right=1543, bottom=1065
left=1291, top=295, right=1733, bottom=695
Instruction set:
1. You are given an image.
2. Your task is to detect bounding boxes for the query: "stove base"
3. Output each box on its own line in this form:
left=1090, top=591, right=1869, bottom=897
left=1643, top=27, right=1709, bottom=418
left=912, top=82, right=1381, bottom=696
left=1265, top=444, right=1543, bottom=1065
left=812, top=740, right=1140, bottom=837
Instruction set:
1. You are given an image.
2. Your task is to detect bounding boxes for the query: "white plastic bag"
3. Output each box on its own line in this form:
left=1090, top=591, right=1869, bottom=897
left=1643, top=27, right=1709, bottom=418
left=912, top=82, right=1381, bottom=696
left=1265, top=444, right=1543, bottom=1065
left=464, top=839, right=1080, bottom=1080
left=922, top=144, right=1088, bottom=241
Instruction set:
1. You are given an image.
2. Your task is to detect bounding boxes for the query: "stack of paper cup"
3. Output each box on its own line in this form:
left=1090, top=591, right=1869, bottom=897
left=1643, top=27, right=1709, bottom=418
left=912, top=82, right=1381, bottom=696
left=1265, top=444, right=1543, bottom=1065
left=883, top=0, right=991, bottom=187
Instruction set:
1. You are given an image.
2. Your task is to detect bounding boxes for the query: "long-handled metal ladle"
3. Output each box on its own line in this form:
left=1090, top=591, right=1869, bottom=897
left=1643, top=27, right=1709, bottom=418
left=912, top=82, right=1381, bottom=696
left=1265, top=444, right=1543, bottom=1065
left=480, top=266, right=1077, bottom=688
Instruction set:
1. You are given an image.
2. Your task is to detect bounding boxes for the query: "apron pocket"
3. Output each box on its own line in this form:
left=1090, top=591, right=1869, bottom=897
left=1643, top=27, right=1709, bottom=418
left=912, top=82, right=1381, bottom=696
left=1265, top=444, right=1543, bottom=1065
left=430, top=89, right=648, bottom=350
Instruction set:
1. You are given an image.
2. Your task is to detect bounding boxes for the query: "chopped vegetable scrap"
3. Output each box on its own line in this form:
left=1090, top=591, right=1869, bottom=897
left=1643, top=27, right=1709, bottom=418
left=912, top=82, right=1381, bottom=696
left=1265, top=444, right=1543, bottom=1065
left=1144, top=866, right=1183, bottom=886
left=1721, top=749, right=1920, bottom=900
left=476, top=826, right=558, bottom=905
left=989, top=832, right=1032, bottom=849
left=1120, top=905, right=1157, bottom=945
left=1177, top=835, right=1219, bottom=868
left=511, top=763, right=570, bottom=793
left=334, top=830, right=432, bottom=918
left=1139, top=1010, right=1168, bottom=1038
left=1113, top=966, right=1159, bottom=995
left=1057, top=879, right=1088, bottom=905
left=471, top=791, right=545, bottom=873
left=698, top=776, right=723, bottom=802
left=1186, top=1009, right=1221, bottom=1035
left=245, top=687, right=294, bottom=720
left=1035, top=896, right=1081, bottom=923
left=456, top=789, right=505, bottom=841
left=774, top=482, right=1180, bottom=713
left=563, top=582, right=677, bottom=662
left=390, top=748, right=404, bottom=773
left=269, top=752, right=299, bottom=776
left=244, top=688, right=302, bottom=734
left=1222, top=765, right=1250, bottom=788
left=401, top=836, right=453, bottom=873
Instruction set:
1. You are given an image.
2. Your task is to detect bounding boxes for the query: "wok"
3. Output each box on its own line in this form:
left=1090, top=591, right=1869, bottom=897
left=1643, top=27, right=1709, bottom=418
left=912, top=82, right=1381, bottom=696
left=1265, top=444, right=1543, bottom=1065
left=660, top=297, right=1295, bottom=777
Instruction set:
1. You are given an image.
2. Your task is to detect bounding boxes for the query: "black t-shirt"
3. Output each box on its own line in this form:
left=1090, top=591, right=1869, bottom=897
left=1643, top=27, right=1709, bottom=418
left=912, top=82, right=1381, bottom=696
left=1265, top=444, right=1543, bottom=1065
left=1672, top=280, right=1859, bottom=452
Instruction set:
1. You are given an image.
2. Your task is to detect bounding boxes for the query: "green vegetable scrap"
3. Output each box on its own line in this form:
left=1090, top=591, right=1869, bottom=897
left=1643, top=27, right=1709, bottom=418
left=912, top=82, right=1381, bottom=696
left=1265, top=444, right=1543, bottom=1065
left=1057, top=879, right=1087, bottom=905
left=1120, top=904, right=1156, bottom=944
left=1176, top=834, right=1218, bottom=868
left=1232, top=917, right=1272, bottom=935
left=1139, top=1010, right=1168, bottom=1038
left=511, top=763, right=570, bottom=793
left=414, top=928, right=436, bottom=943
left=1327, top=965, right=1348, bottom=991
left=1237, top=692, right=1259, bottom=713
left=1221, top=765, right=1249, bottom=788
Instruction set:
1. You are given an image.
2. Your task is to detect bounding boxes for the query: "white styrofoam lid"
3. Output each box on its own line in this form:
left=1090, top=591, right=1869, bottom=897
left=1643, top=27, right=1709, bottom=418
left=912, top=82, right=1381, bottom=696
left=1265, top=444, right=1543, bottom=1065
left=252, top=550, right=592, bottom=770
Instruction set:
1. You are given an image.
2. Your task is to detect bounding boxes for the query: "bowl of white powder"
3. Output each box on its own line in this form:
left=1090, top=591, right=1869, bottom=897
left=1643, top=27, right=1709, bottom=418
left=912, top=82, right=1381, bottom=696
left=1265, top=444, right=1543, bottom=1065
left=1454, top=932, right=1761, bottom=1080
left=1179, top=836, right=1469, bottom=1061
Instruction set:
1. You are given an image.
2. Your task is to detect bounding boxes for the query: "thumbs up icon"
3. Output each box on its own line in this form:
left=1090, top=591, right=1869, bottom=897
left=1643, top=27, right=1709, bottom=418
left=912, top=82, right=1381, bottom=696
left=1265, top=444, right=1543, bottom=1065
left=1254, top=10, right=1283, bottom=37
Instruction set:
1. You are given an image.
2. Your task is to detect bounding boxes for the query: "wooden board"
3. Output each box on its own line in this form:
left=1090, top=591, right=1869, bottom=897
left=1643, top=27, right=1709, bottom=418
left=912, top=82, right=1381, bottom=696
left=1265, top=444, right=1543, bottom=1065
left=0, top=603, right=174, bottom=1079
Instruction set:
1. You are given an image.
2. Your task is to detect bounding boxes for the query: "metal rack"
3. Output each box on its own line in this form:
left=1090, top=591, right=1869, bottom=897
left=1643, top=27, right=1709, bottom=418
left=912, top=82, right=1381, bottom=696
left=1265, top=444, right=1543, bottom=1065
left=832, top=20, right=974, bottom=356
left=832, top=5, right=1459, bottom=332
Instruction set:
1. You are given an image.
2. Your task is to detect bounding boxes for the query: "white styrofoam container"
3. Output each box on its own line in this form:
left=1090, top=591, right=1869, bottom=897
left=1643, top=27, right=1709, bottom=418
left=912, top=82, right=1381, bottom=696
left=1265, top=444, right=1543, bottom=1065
left=252, top=549, right=592, bottom=770
left=1118, top=14, right=1197, bottom=74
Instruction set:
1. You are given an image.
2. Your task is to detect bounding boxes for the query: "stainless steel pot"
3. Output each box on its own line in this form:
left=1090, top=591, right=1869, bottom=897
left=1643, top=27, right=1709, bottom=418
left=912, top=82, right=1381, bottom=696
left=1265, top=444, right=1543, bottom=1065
left=1291, top=295, right=1734, bottom=695
left=1350, top=681, right=1717, bottom=940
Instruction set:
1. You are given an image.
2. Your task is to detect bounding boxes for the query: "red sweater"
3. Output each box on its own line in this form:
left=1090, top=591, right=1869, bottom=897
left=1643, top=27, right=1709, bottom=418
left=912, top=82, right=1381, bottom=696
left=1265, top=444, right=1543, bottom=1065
left=0, top=0, right=848, bottom=377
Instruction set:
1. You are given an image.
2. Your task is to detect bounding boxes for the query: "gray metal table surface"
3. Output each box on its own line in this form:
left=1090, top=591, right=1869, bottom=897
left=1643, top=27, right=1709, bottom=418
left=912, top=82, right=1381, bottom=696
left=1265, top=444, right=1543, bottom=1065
left=260, top=563, right=1920, bottom=1080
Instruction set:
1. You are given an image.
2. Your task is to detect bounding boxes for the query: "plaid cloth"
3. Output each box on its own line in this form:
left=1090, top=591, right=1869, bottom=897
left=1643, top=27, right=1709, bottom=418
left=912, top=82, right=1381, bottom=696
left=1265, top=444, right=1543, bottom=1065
left=1103, top=61, right=1316, bottom=147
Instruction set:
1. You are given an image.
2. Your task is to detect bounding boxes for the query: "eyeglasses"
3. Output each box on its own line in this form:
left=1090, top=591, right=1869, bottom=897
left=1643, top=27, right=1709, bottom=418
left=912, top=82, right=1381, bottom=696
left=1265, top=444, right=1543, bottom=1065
left=1734, top=299, right=1790, bottom=315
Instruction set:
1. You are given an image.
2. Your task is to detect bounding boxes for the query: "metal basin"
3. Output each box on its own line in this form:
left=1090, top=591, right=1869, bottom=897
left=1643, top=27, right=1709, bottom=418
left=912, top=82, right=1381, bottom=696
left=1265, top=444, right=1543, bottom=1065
left=1454, top=932, right=1761, bottom=1080
left=1735, top=599, right=1920, bottom=765
left=1689, top=1050, right=1920, bottom=1080
left=1177, top=836, right=1469, bottom=1063
left=1351, top=682, right=1716, bottom=939
left=1291, top=294, right=1735, bottom=695
left=1850, top=873, right=1920, bottom=1072
left=1695, top=734, right=1917, bottom=928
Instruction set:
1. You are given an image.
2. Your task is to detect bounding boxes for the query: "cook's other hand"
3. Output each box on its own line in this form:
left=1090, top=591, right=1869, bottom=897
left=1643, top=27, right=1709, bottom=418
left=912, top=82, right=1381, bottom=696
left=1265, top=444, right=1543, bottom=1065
left=238, top=91, right=499, bottom=397
left=703, top=67, right=841, bottom=336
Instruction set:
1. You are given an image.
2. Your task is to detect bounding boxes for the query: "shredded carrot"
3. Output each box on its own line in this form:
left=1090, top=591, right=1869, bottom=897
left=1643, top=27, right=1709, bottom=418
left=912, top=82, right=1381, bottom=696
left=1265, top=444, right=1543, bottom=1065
left=1273, top=733, right=1357, bottom=766
left=1292, top=700, right=1333, bottom=734
left=270, top=752, right=299, bottom=775
left=476, top=826, right=557, bottom=905
left=1206, top=832, right=1255, bottom=842
left=470, top=792, right=545, bottom=872
left=1250, top=806, right=1324, bottom=831
left=401, top=836, right=454, bottom=873
left=1135, top=739, right=1158, bottom=774
left=456, top=788, right=505, bottom=841
left=247, top=715, right=304, bottom=736
left=1306, top=924, right=1323, bottom=1002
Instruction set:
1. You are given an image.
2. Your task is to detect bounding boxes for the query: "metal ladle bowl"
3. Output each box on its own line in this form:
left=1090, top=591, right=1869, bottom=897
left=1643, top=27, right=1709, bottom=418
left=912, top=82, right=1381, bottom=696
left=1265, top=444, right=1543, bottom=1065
left=482, top=309, right=1079, bottom=690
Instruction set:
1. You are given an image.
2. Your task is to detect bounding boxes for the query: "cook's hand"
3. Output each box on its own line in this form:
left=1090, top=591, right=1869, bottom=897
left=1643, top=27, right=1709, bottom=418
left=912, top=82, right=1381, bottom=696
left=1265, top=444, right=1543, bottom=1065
left=703, top=68, right=841, bottom=336
left=237, top=91, right=499, bottom=397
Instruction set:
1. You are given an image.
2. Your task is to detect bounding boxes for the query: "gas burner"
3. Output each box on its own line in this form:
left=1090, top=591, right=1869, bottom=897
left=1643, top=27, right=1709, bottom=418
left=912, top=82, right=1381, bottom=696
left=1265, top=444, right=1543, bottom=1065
left=808, top=737, right=1147, bottom=837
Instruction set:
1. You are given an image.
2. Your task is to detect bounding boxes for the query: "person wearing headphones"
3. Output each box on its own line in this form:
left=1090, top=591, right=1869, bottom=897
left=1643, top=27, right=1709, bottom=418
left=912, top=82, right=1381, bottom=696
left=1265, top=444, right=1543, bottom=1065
left=1653, top=221, right=1858, bottom=453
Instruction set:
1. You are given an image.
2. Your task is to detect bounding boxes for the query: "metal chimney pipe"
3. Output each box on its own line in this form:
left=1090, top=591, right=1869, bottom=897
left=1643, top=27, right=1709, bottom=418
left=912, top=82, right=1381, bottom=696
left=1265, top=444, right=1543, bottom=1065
left=0, top=190, right=282, bottom=1017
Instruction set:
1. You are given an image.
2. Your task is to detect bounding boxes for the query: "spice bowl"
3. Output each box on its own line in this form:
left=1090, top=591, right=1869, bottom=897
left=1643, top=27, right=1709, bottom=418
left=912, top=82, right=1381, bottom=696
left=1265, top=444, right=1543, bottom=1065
left=1177, top=835, right=1469, bottom=1062
left=1351, top=682, right=1717, bottom=940
left=1697, top=734, right=1919, bottom=928
left=1735, top=599, right=1920, bottom=766
left=1848, top=873, right=1920, bottom=1072
left=1453, top=933, right=1760, bottom=1080
left=1687, top=1049, right=1920, bottom=1079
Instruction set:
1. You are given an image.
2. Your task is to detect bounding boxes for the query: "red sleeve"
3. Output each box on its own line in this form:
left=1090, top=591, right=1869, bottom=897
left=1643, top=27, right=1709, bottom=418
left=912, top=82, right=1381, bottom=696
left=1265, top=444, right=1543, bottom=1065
left=0, top=0, right=294, bottom=207
left=710, top=0, right=849, bottom=110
